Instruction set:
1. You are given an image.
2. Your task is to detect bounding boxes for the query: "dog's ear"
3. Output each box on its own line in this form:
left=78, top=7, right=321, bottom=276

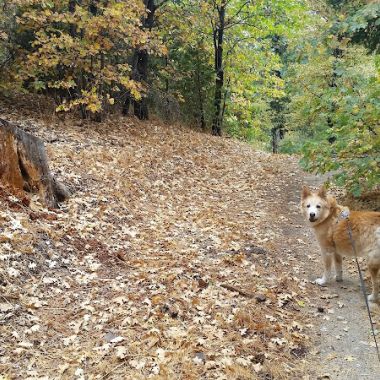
left=317, top=185, right=327, bottom=199
left=302, top=186, right=311, bottom=199
left=328, top=196, right=337, bottom=210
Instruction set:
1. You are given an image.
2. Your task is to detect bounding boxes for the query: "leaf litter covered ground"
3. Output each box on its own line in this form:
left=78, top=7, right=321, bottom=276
left=0, top=103, right=379, bottom=379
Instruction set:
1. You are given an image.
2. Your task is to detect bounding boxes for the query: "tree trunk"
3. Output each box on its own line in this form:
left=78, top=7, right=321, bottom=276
left=0, top=119, right=69, bottom=208
left=212, top=4, right=226, bottom=136
left=271, top=127, right=281, bottom=153
left=195, top=56, right=206, bottom=130
left=123, top=0, right=155, bottom=120
left=133, top=49, right=149, bottom=120
left=68, top=0, right=77, bottom=37
left=270, top=35, right=288, bottom=153
left=67, top=0, right=88, bottom=119
left=327, top=42, right=343, bottom=144
left=121, top=91, right=132, bottom=116
left=122, top=91, right=131, bottom=116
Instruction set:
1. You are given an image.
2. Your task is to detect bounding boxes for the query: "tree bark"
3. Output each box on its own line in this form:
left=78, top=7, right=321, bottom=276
left=68, top=0, right=77, bottom=37
left=271, top=127, right=281, bottom=154
left=270, top=35, right=288, bottom=153
left=66, top=0, right=88, bottom=119
left=212, top=3, right=226, bottom=136
left=123, top=0, right=156, bottom=120
left=327, top=42, right=343, bottom=144
left=133, top=49, right=149, bottom=120
left=195, top=54, right=206, bottom=130
left=122, top=90, right=131, bottom=116
left=0, top=119, right=69, bottom=208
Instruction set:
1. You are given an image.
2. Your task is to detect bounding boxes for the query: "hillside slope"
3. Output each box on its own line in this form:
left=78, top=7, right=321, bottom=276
left=0, top=107, right=378, bottom=379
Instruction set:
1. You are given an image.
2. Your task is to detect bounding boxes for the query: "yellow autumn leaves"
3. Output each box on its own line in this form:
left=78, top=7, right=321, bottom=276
left=13, top=0, right=166, bottom=115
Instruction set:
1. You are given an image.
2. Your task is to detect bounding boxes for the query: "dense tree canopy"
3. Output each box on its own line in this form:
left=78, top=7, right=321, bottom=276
left=283, top=0, right=379, bottom=195
left=0, top=0, right=379, bottom=195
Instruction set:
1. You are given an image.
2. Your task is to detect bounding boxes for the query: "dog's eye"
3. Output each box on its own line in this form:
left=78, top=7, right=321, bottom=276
left=316, top=205, right=321, bottom=209
left=307, top=205, right=310, bottom=208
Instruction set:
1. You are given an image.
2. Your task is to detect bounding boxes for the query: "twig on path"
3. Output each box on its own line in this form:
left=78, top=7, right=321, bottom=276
left=101, top=355, right=151, bottom=379
left=220, top=283, right=255, bottom=298
left=101, top=362, right=126, bottom=379
left=1, top=294, right=20, bottom=302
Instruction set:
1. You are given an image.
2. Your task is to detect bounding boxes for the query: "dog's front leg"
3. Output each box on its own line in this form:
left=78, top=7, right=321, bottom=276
left=334, top=253, right=343, bottom=282
left=316, top=251, right=333, bottom=286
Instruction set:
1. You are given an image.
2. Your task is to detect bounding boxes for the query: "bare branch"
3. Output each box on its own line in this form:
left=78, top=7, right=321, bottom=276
left=225, top=0, right=251, bottom=26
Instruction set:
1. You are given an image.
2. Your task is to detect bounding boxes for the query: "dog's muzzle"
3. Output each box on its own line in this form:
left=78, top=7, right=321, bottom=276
left=309, top=213, right=317, bottom=222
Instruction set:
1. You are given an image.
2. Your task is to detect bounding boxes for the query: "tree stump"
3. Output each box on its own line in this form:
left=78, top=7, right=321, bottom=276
left=0, top=118, right=69, bottom=208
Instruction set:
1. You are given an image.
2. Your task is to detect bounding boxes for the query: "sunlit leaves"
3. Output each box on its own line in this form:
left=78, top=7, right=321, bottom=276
left=11, top=0, right=166, bottom=114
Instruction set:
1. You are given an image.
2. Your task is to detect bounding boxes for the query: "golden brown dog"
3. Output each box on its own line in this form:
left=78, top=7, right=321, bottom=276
left=301, top=186, right=380, bottom=302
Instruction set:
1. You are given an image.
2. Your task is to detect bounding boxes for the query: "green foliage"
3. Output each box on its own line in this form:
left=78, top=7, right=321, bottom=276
left=342, top=2, right=380, bottom=53
left=284, top=16, right=380, bottom=196
left=156, top=0, right=307, bottom=139
left=154, top=3, right=215, bottom=126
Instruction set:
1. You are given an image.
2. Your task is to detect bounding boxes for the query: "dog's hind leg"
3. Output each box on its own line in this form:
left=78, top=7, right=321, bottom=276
left=334, top=253, right=343, bottom=282
left=368, top=264, right=379, bottom=303
left=316, top=251, right=333, bottom=286
left=368, top=232, right=380, bottom=303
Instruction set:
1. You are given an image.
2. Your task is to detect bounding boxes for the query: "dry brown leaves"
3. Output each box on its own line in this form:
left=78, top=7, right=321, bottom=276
left=0, top=105, right=318, bottom=379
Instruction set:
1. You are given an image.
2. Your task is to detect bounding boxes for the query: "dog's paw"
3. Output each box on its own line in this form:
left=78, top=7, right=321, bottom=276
left=335, top=270, right=343, bottom=282
left=368, top=294, right=379, bottom=303
left=315, top=277, right=328, bottom=286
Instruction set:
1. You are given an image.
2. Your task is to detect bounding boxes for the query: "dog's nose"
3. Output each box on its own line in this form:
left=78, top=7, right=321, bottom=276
left=310, top=212, right=315, bottom=218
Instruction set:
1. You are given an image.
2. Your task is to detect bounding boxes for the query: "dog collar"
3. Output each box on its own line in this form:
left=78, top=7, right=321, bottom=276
left=340, top=209, right=350, bottom=219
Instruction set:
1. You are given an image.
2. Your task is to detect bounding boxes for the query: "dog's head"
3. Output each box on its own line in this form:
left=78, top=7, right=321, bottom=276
left=301, top=185, right=337, bottom=225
